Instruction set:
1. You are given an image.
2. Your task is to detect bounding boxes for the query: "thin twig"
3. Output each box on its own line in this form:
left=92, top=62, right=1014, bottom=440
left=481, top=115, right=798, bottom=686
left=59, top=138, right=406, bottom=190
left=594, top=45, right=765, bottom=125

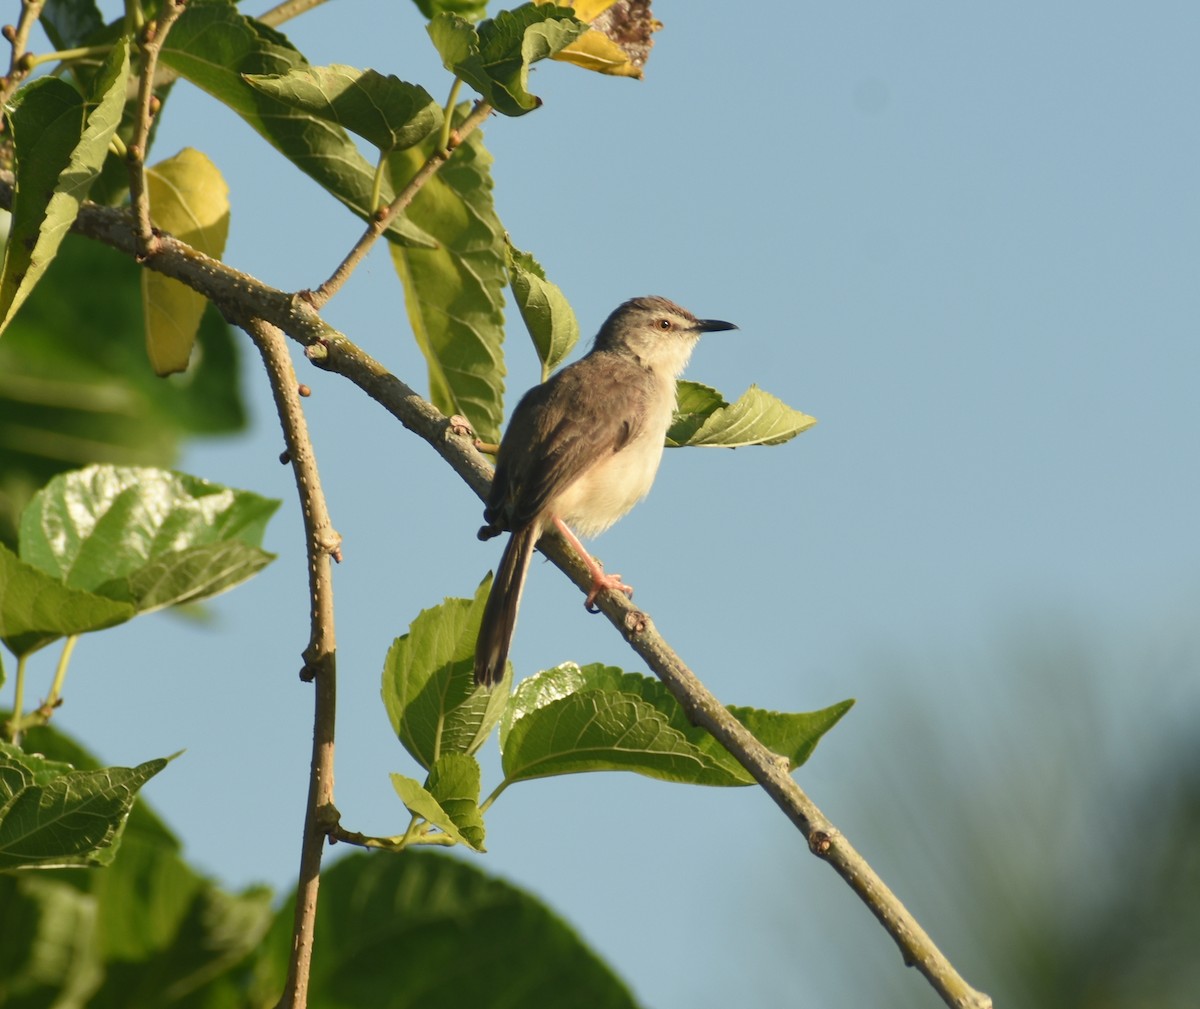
left=305, top=100, right=493, bottom=309
left=243, top=317, right=342, bottom=1009
left=583, top=581, right=992, bottom=1008
left=257, top=0, right=330, bottom=28
left=0, top=173, right=993, bottom=1009
left=0, top=0, right=49, bottom=105
left=128, top=0, right=188, bottom=258
left=329, top=823, right=457, bottom=850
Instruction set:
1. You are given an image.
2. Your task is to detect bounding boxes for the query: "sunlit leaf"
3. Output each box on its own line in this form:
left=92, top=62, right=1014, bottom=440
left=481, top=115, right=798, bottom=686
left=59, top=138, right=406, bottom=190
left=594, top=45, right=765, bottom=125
left=18, top=465, right=278, bottom=614
left=410, top=0, right=488, bottom=21
left=244, top=64, right=442, bottom=154
left=428, top=6, right=587, bottom=116
left=0, top=40, right=130, bottom=336
left=382, top=577, right=509, bottom=770
left=388, top=112, right=507, bottom=442
left=159, top=0, right=435, bottom=246
left=0, top=743, right=169, bottom=870
left=667, top=381, right=817, bottom=447
left=0, top=544, right=135, bottom=657
left=541, top=0, right=661, bottom=78
left=425, top=752, right=485, bottom=849
left=390, top=771, right=482, bottom=850
left=507, top=240, right=578, bottom=380
left=142, top=148, right=230, bottom=375
left=499, top=663, right=852, bottom=785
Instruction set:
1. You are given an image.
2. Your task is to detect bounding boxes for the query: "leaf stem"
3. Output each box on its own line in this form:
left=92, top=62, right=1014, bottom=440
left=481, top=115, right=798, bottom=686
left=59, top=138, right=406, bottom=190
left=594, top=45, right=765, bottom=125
left=8, top=636, right=77, bottom=736
left=330, top=820, right=457, bottom=850
left=478, top=777, right=510, bottom=814
left=6, top=654, right=28, bottom=744
left=369, top=150, right=387, bottom=214
left=439, top=77, right=463, bottom=153
left=25, top=45, right=112, bottom=69
left=123, top=0, right=145, bottom=34
left=44, top=635, right=77, bottom=711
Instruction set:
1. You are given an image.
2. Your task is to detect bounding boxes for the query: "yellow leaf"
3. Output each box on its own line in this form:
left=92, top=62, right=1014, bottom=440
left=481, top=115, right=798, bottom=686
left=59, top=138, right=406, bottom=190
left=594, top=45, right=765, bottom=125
left=554, top=31, right=644, bottom=78
left=141, top=148, right=230, bottom=375
left=538, top=0, right=661, bottom=78
left=557, top=0, right=618, bottom=19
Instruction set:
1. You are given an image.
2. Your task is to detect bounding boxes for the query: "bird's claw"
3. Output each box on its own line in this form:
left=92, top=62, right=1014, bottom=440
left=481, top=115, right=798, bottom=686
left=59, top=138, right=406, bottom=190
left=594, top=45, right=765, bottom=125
left=584, top=569, right=634, bottom=613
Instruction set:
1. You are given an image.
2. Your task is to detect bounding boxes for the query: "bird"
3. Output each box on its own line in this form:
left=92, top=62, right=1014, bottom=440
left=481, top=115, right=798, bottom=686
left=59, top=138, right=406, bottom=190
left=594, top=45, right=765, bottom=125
left=474, top=295, right=737, bottom=686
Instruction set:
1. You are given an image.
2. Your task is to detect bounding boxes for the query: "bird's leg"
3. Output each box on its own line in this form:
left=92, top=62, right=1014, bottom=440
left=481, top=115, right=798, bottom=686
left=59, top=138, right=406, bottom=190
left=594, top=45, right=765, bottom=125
left=552, top=516, right=634, bottom=612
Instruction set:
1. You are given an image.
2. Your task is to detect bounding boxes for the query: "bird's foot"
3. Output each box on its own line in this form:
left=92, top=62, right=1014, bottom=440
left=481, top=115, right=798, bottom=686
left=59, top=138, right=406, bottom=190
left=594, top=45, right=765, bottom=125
left=584, top=566, right=634, bottom=613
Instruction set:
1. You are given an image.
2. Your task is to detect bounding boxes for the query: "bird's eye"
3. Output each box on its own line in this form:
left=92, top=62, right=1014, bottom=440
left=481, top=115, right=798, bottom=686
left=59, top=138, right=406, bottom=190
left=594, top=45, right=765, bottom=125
left=657, top=318, right=672, bottom=331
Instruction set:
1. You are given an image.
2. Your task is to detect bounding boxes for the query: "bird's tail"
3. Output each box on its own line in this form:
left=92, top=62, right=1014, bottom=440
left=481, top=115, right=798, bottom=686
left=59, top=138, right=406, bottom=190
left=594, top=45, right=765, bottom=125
left=474, top=525, right=537, bottom=687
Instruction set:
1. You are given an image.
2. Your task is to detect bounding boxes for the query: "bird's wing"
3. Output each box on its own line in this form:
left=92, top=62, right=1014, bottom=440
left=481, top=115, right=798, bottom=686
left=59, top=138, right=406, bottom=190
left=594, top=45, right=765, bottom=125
left=500, top=355, right=653, bottom=528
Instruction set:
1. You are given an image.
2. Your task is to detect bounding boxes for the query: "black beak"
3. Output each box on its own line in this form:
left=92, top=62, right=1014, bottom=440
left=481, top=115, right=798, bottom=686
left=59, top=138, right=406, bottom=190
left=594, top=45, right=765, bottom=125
left=698, top=318, right=738, bottom=333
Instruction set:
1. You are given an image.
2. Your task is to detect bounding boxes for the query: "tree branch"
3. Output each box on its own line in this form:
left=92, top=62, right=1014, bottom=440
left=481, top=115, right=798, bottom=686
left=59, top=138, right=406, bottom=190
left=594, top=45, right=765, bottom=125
left=128, top=0, right=188, bottom=257
left=305, top=99, right=494, bottom=309
left=0, top=173, right=992, bottom=1009
left=242, top=317, right=341, bottom=1009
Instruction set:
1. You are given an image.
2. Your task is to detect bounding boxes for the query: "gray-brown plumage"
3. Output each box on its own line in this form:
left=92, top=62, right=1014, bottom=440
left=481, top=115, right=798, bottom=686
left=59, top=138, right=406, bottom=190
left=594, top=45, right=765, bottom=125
left=474, top=296, right=736, bottom=686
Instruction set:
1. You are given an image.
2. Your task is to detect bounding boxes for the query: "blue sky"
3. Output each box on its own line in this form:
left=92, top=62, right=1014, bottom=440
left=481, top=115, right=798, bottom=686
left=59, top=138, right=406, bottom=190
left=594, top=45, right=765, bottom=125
left=26, top=2, right=1200, bottom=1006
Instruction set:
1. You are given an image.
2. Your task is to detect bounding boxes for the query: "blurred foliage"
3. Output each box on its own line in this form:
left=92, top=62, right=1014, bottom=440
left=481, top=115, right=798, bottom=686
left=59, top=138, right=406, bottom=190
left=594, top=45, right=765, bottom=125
left=837, top=628, right=1200, bottom=1009
left=0, top=723, right=642, bottom=1008
left=0, top=235, right=246, bottom=548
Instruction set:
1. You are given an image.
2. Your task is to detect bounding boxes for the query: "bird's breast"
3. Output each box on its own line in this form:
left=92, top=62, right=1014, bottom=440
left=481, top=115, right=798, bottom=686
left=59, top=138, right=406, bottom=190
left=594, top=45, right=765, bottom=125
left=549, top=373, right=676, bottom=538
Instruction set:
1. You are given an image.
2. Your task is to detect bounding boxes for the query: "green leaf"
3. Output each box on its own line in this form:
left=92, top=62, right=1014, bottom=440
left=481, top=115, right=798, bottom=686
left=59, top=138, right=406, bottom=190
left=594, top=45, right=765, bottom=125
left=382, top=577, right=510, bottom=770
left=411, top=0, right=488, bottom=23
left=0, top=235, right=247, bottom=549
left=6, top=723, right=274, bottom=1008
left=159, top=0, right=435, bottom=245
left=40, top=0, right=105, bottom=49
left=0, top=543, right=136, bottom=657
left=142, top=148, right=231, bottom=375
left=18, top=465, right=279, bottom=613
left=501, top=685, right=715, bottom=785
left=0, top=872, right=103, bottom=1005
left=0, top=40, right=130, bottom=337
left=425, top=751, right=485, bottom=849
left=388, top=114, right=507, bottom=443
left=0, top=745, right=169, bottom=870
left=500, top=663, right=853, bottom=786
left=98, top=538, right=276, bottom=611
left=254, top=851, right=641, bottom=1009
left=243, top=64, right=442, bottom=154
left=390, top=771, right=482, bottom=850
left=389, top=752, right=487, bottom=851
left=507, top=240, right=579, bottom=380
left=81, top=850, right=272, bottom=1008
left=428, top=6, right=588, bottom=117
left=0, top=81, right=83, bottom=333
left=667, top=381, right=818, bottom=447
